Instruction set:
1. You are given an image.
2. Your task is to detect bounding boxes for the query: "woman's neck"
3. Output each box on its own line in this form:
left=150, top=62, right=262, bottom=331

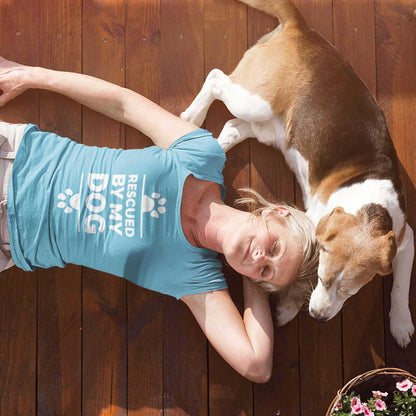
left=193, top=197, right=248, bottom=254
left=181, top=175, right=249, bottom=253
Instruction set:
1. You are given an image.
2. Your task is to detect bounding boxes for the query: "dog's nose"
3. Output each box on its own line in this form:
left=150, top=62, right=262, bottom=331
left=314, top=315, right=328, bottom=323
left=309, top=308, right=328, bottom=322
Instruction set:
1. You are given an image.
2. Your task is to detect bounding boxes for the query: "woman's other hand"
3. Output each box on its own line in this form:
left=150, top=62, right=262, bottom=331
left=181, top=284, right=274, bottom=383
left=0, top=57, right=34, bottom=106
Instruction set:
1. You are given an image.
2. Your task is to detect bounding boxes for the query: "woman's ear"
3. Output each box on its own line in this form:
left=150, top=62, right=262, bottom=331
left=266, top=206, right=290, bottom=217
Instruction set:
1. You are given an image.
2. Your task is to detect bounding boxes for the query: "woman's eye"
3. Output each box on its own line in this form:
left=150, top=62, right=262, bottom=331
left=270, top=241, right=278, bottom=256
left=261, top=266, right=270, bottom=277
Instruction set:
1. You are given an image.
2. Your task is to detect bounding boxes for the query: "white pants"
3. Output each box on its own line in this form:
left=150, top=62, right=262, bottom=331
left=0, top=122, right=27, bottom=271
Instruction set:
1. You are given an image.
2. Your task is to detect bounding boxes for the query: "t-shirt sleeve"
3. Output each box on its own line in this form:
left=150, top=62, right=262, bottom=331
left=172, top=256, right=228, bottom=300
left=169, top=129, right=227, bottom=200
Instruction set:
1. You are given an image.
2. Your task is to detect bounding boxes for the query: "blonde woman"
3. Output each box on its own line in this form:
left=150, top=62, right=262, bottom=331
left=0, top=57, right=318, bottom=383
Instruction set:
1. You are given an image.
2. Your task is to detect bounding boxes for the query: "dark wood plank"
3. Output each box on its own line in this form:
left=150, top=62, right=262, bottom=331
left=334, top=0, right=377, bottom=93
left=160, top=1, right=208, bottom=415
left=82, top=1, right=128, bottom=415
left=293, top=1, right=343, bottom=415
left=125, top=0, right=163, bottom=414
left=0, top=1, right=39, bottom=414
left=36, top=1, right=82, bottom=414
left=204, top=1, right=253, bottom=415
left=376, top=0, right=416, bottom=370
left=295, top=0, right=333, bottom=37
left=333, top=0, right=386, bottom=382
left=127, top=285, right=163, bottom=415
left=246, top=6, right=301, bottom=416
left=0, top=269, right=37, bottom=415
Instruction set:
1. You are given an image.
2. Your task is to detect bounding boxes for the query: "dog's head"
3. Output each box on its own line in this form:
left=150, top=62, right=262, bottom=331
left=309, top=204, right=396, bottom=321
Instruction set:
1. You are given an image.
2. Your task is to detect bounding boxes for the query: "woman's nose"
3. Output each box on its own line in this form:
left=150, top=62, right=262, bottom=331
left=252, top=248, right=265, bottom=262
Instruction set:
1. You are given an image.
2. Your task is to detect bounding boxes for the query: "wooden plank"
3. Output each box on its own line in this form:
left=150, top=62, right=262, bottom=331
left=376, top=0, right=416, bottom=370
left=36, top=1, right=82, bottom=414
left=295, top=0, right=333, bottom=38
left=125, top=0, right=163, bottom=414
left=293, top=1, right=344, bottom=415
left=160, top=0, right=208, bottom=415
left=204, top=1, right=253, bottom=415
left=0, top=1, right=39, bottom=414
left=82, top=1, right=128, bottom=415
left=246, top=6, right=300, bottom=416
left=333, top=0, right=386, bottom=382
left=0, top=269, right=37, bottom=415
left=127, top=285, right=163, bottom=415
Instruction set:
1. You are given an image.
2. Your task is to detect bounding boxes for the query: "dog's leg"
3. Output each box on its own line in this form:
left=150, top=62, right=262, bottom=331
left=180, top=69, right=227, bottom=126
left=390, top=223, right=415, bottom=347
left=275, top=296, right=303, bottom=326
left=181, top=68, right=274, bottom=127
left=275, top=286, right=305, bottom=326
left=218, top=118, right=254, bottom=152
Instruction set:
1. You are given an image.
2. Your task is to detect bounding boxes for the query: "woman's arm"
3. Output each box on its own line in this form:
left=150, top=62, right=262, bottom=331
left=0, top=57, right=198, bottom=149
left=181, top=279, right=274, bottom=383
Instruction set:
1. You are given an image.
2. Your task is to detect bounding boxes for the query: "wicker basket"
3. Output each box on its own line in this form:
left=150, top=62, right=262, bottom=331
left=326, top=367, right=416, bottom=415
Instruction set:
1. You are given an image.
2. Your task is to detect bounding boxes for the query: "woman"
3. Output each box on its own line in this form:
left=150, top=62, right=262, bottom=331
left=0, top=57, right=318, bottom=383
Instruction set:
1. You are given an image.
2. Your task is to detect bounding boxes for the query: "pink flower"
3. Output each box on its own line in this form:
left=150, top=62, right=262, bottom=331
left=351, top=404, right=363, bottom=414
left=396, top=378, right=413, bottom=392
left=412, top=385, right=416, bottom=396
left=351, top=397, right=363, bottom=415
left=362, top=403, right=374, bottom=416
left=335, top=403, right=342, bottom=411
left=372, top=390, right=388, bottom=398
left=375, top=399, right=387, bottom=411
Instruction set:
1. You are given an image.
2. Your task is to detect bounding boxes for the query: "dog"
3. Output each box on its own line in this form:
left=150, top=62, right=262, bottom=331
left=180, top=0, right=415, bottom=347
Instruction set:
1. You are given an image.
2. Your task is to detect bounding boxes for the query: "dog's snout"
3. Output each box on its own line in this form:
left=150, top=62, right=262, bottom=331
left=309, top=307, right=329, bottom=322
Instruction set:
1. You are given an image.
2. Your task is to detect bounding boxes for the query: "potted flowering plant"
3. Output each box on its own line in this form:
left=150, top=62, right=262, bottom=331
left=326, top=368, right=416, bottom=416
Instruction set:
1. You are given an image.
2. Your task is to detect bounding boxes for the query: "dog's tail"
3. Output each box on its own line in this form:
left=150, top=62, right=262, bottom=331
left=238, top=0, right=306, bottom=28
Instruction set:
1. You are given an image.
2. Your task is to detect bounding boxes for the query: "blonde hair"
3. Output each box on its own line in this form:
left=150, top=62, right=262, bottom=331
left=235, top=188, right=319, bottom=322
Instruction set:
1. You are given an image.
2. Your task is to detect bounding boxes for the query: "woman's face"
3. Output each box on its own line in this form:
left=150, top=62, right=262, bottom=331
left=224, top=208, right=303, bottom=287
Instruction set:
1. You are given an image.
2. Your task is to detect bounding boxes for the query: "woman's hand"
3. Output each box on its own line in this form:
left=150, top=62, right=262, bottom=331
left=0, top=57, right=34, bottom=106
left=0, top=57, right=198, bottom=148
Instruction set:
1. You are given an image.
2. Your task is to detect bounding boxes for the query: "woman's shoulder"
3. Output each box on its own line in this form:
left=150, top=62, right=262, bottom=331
left=169, top=128, right=225, bottom=158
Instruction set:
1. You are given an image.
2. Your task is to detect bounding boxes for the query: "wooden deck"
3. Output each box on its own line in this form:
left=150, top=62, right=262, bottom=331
left=0, top=0, right=415, bottom=415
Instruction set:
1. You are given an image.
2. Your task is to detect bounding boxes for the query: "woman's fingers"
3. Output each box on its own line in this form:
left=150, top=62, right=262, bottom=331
left=0, top=58, right=29, bottom=106
left=0, top=89, right=14, bottom=107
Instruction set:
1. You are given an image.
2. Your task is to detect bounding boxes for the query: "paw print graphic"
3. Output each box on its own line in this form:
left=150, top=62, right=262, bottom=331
left=57, top=189, right=81, bottom=214
left=142, top=192, right=166, bottom=219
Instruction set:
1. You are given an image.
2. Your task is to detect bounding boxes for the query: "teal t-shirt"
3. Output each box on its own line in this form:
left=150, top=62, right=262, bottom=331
left=7, top=125, right=228, bottom=299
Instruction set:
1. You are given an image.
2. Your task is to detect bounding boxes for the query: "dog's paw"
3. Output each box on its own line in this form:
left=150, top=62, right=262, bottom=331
left=390, top=308, right=415, bottom=348
left=180, top=108, right=205, bottom=127
left=179, top=108, right=192, bottom=122
left=275, top=298, right=302, bottom=326
left=218, top=118, right=248, bottom=152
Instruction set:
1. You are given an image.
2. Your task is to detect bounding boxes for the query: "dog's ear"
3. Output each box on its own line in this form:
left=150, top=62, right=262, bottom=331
left=316, top=207, right=344, bottom=242
left=357, top=203, right=393, bottom=237
left=377, top=231, right=397, bottom=276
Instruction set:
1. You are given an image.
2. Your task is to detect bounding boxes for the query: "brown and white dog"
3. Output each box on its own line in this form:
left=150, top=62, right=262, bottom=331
left=181, top=0, right=415, bottom=347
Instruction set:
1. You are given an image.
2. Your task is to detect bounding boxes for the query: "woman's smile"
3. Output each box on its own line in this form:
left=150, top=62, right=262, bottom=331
left=243, top=239, right=253, bottom=264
